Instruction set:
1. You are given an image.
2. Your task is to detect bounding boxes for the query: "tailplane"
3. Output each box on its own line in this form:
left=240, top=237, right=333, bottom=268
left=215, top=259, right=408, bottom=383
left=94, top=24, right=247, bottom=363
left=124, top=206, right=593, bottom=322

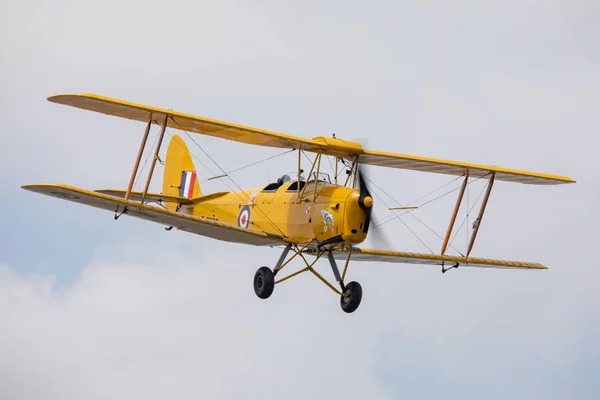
left=163, top=134, right=201, bottom=210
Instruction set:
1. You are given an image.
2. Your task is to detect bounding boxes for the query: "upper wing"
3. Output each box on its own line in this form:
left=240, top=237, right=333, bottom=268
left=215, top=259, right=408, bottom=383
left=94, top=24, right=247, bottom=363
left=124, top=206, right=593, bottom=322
left=358, top=150, right=574, bottom=185
left=48, top=93, right=322, bottom=151
left=22, top=184, right=286, bottom=247
left=331, top=247, right=547, bottom=269
left=48, top=93, right=575, bottom=185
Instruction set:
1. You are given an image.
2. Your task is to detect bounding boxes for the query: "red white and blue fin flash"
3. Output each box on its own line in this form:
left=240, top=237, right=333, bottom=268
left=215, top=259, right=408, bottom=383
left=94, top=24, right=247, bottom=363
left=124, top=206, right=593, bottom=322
left=179, top=171, right=197, bottom=199
left=238, top=205, right=251, bottom=229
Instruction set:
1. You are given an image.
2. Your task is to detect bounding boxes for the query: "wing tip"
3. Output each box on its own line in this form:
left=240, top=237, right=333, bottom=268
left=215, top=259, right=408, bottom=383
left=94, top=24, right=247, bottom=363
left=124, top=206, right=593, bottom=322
left=47, top=94, right=73, bottom=103
left=22, top=183, right=48, bottom=190
left=548, top=176, right=576, bottom=185
left=47, top=92, right=99, bottom=104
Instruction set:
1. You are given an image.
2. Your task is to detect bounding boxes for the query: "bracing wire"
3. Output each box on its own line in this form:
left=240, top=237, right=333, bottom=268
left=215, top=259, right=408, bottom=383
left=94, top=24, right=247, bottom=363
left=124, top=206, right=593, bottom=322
left=365, top=172, right=493, bottom=256
left=374, top=173, right=491, bottom=228
left=207, top=149, right=296, bottom=182
left=403, top=176, right=463, bottom=208
left=363, top=174, right=463, bottom=254
left=368, top=186, right=435, bottom=254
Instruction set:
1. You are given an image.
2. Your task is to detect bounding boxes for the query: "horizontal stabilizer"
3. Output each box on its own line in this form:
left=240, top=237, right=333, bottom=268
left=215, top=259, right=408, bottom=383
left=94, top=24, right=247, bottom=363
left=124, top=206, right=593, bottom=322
left=330, top=247, right=547, bottom=270
left=96, top=190, right=193, bottom=204
left=95, top=189, right=229, bottom=204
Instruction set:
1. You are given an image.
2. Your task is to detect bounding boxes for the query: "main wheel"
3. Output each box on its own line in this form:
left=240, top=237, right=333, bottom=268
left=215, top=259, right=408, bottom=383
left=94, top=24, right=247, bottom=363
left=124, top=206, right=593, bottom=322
left=340, top=281, right=362, bottom=313
left=254, top=266, right=275, bottom=299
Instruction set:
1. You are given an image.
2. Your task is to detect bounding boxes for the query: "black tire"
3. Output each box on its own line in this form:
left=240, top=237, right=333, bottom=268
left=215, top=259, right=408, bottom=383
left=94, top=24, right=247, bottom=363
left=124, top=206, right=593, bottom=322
left=340, top=281, right=362, bottom=313
left=254, top=266, right=275, bottom=299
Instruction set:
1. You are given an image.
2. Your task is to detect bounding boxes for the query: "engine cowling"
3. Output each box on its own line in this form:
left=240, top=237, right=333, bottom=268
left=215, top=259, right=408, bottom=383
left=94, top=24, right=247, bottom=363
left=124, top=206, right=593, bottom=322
left=309, top=187, right=369, bottom=246
left=310, top=187, right=348, bottom=244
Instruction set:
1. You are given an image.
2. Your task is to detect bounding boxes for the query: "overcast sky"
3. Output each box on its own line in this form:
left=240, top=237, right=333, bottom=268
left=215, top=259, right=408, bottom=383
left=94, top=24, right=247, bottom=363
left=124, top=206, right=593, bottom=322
left=1, top=0, right=599, bottom=399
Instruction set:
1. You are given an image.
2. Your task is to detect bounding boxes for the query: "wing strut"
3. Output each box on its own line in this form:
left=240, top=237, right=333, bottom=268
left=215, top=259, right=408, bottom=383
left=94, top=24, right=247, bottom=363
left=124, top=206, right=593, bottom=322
left=441, top=173, right=469, bottom=255
left=467, top=172, right=495, bottom=256
left=125, top=120, right=152, bottom=200
left=141, top=115, right=168, bottom=203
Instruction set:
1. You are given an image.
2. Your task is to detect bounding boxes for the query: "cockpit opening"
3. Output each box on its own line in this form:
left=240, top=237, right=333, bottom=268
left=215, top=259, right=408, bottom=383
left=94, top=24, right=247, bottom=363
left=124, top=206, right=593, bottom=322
left=262, top=173, right=296, bottom=192
left=261, top=170, right=331, bottom=193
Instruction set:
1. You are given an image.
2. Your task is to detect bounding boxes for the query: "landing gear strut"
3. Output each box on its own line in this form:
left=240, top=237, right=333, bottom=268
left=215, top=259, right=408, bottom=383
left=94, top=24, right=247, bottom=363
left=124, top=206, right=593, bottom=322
left=327, top=251, right=362, bottom=313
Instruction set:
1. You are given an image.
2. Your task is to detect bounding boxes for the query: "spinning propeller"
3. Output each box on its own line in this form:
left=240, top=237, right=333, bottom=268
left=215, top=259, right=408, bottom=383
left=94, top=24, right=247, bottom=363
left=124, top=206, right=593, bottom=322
left=356, top=165, right=391, bottom=249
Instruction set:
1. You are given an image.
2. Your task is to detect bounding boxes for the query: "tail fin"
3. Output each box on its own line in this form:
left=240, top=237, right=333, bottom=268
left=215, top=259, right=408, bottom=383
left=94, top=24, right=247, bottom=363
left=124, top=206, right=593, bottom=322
left=163, top=135, right=201, bottom=210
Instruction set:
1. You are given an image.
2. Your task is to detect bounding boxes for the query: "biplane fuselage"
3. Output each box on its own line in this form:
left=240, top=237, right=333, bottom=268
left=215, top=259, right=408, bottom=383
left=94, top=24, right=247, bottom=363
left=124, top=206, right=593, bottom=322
left=183, top=181, right=368, bottom=246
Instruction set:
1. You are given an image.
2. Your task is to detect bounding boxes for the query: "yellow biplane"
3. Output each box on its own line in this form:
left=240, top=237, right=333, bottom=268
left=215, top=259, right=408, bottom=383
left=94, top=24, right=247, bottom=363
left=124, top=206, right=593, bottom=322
left=22, top=93, right=575, bottom=313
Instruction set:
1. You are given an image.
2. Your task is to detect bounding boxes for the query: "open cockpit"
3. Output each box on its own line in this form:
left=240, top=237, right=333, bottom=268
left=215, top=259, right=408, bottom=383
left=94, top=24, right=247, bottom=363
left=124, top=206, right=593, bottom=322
left=261, top=171, right=332, bottom=193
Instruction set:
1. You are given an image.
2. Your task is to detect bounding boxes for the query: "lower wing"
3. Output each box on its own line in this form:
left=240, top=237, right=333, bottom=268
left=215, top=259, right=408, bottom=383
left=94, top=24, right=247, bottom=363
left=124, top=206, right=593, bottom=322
left=331, top=247, right=547, bottom=270
left=22, top=184, right=286, bottom=247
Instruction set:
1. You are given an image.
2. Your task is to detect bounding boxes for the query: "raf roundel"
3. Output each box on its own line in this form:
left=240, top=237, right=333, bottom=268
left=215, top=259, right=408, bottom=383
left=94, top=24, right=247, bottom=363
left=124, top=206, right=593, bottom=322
left=238, top=205, right=251, bottom=229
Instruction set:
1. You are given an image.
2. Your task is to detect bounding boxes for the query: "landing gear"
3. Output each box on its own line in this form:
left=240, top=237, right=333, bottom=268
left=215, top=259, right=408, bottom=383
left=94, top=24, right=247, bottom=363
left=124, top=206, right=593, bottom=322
left=253, top=244, right=363, bottom=313
left=340, top=281, right=362, bottom=313
left=253, top=266, right=274, bottom=299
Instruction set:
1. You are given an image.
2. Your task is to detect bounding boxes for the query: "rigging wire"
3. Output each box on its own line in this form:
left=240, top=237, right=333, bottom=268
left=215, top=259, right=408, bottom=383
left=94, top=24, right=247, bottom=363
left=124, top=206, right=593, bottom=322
left=367, top=173, right=493, bottom=256
left=369, top=187, right=435, bottom=254
left=363, top=174, right=461, bottom=254
left=373, top=177, right=462, bottom=228
left=374, top=173, right=490, bottom=228
left=204, top=148, right=296, bottom=182
left=403, top=175, right=463, bottom=208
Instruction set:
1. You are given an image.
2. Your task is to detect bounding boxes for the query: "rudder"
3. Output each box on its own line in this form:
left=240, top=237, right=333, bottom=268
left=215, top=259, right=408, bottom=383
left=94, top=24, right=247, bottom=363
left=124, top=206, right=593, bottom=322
left=163, top=135, right=201, bottom=210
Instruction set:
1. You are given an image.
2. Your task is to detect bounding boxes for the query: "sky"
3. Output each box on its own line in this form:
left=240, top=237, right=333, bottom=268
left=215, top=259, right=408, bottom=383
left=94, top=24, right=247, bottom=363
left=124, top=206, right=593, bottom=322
left=1, top=0, right=599, bottom=398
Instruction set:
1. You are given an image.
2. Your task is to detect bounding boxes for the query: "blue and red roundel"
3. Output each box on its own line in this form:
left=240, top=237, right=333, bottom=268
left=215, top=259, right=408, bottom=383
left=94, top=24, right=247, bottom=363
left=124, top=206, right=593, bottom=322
left=238, top=206, right=251, bottom=228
